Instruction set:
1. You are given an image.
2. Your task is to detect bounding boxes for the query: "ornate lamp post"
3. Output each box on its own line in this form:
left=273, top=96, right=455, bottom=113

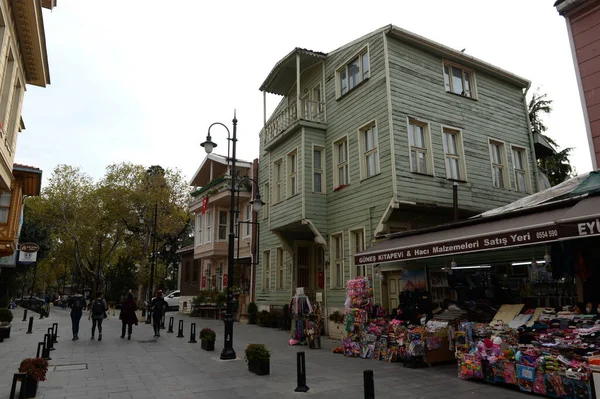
left=200, top=112, right=263, bottom=360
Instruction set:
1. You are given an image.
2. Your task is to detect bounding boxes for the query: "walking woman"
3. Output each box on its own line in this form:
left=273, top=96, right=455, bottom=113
left=151, top=290, right=168, bottom=337
left=120, top=292, right=138, bottom=340
left=90, top=292, right=107, bottom=341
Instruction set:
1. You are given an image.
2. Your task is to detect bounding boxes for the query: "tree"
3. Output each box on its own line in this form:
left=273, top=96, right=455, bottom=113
left=528, top=89, right=575, bottom=186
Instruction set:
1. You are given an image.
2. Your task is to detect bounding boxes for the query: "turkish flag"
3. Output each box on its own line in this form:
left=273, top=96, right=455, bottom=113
left=201, top=196, right=209, bottom=215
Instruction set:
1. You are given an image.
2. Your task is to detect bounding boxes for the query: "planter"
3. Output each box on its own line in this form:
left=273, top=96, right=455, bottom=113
left=201, top=339, right=215, bottom=351
left=0, top=325, right=10, bottom=339
left=23, top=376, right=39, bottom=398
left=327, top=321, right=346, bottom=340
left=248, top=359, right=270, bottom=375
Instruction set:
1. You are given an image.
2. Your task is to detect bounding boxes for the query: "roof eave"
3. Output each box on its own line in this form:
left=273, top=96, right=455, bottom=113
left=259, top=47, right=327, bottom=95
left=555, top=0, right=586, bottom=15
left=386, top=25, right=530, bottom=89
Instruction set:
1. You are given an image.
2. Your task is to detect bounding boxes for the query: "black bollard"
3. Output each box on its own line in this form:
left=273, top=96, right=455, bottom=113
left=36, top=342, right=45, bottom=358
left=176, top=320, right=184, bottom=338
left=47, top=328, right=55, bottom=351
left=8, top=372, right=27, bottom=399
left=52, top=323, right=58, bottom=343
left=43, top=334, right=51, bottom=360
left=188, top=323, right=197, bottom=343
left=26, top=317, right=33, bottom=334
left=167, top=317, right=174, bottom=333
left=161, top=313, right=165, bottom=329
left=294, top=351, right=310, bottom=392
left=364, top=370, right=375, bottom=399
left=22, top=308, right=27, bottom=322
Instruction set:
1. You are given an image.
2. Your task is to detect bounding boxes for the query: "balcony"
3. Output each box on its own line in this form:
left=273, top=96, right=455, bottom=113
left=263, top=99, right=326, bottom=148
left=189, top=175, right=251, bottom=211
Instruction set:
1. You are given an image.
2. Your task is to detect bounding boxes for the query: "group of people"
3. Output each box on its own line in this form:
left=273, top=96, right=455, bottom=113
left=68, top=290, right=170, bottom=341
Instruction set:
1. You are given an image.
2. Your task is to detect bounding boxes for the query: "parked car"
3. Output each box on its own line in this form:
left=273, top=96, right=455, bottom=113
left=15, top=296, right=45, bottom=310
left=146, top=290, right=180, bottom=311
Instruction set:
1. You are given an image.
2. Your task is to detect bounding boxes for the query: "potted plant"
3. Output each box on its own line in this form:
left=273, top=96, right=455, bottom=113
left=328, top=310, right=346, bottom=340
left=245, top=344, right=270, bottom=375
left=0, top=308, right=13, bottom=339
left=200, top=328, right=216, bottom=351
left=247, top=302, right=258, bottom=325
left=18, top=357, right=49, bottom=398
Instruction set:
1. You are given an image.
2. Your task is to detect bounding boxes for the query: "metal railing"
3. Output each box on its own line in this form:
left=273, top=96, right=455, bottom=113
left=263, top=99, right=325, bottom=145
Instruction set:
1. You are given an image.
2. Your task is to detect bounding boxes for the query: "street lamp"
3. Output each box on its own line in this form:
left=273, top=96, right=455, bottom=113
left=146, top=201, right=158, bottom=324
left=201, top=111, right=263, bottom=360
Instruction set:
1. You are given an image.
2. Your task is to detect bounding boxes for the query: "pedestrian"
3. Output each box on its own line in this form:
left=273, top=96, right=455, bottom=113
left=68, top=290, right=86, bottom=341
left=151, top=290, right=168, bottom=337
left=90, top=292, right=107, bottom=341
left=119, top=292, right=138, bottom=340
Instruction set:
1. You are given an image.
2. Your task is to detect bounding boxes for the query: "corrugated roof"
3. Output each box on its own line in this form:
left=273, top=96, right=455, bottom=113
left=259, top=48, right=327, bottom=95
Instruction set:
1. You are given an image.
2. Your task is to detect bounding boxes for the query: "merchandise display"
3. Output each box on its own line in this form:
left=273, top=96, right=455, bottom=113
left=288, top=291, right=322, bottom=349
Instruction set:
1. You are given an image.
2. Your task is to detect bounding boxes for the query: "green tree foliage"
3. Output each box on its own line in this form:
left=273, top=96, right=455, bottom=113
left=528, top=90, right=575, bottom=186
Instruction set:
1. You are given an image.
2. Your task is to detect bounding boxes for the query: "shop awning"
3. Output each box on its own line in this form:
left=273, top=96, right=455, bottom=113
left=355, top=194, right=600, bottom=266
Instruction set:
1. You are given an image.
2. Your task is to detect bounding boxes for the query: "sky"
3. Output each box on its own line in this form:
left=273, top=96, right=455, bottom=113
left=15, top=0, right=593, bottom=185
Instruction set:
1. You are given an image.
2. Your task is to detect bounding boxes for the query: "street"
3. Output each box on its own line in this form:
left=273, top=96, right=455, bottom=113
left=0, top=307, right=531, bottom=399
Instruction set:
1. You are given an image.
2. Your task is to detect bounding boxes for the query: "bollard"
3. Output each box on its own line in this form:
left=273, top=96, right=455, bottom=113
left=8, top=372, right=27, bottom=399
left=26, top=317, right=33, bottom=334
left=47, top=328, right=55, bottom=351
left=161, top=313, right=165, bottom=329
left=294, top=351, right=310, bottom=392
left=188, top=323, right=197, bottom=343
left=176, top=320, right=184, bottom=338
left=52, top=323, right=58, bottom=342
left=364, top=370, right=375, bottom=399
left=167, top=317, right=174, bottom=333
left=22, top=308, right=27, bottom=322
left=43, top=334, right=51, bottom=360
left=36, top=342, right=45, bottom=358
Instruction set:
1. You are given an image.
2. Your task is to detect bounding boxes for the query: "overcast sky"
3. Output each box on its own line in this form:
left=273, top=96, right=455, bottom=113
left=15, top=0, right=592, bottom=185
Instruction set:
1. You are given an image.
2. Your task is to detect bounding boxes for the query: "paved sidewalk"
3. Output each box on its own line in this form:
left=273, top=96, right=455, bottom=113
left=0, top=306, right=531, bottom=399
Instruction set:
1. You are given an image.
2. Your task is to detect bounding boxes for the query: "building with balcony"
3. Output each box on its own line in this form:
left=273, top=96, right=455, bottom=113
left=255, top=24, right=549, bottom=320
left=555, top=0, right=600, bottom=170
left=178, top=154, right=259, bottom=316
left=0, top=0, right=55, bottom=260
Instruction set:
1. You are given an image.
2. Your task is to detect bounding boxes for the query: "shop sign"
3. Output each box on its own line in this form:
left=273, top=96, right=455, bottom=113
left=356, top=216, right=600, bottom=266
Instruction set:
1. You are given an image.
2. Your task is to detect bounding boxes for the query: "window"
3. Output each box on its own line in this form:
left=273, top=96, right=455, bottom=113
left=205, top=211, right=212, bottom=243
left=262, top=250, right=271, bottom=291
left=244, top=203, right=251, bottom=237
left=360, top=123, right=380, bottom=179
left=333, top=137, right=349, bottom=189
left=331, top=233, right=344, bottom=288
left=263, top=183, right=269, bottom=219
left=287, top=150, right=298, bottom=196
left=489, top=140, right=508, bottom=189
left=217, top=263, right=223, bottom=291
left=350, top=229, right=365, bottom=278
left=274, top=160, right=283, bottom=203
left=276, top=247, right=284, bottom=290
left=6, top=78, right=22, bottom=150
left=511, top=146, right=531, bottom=193
left=218, top=211, right=227, bottom=240
left=408, top=119, right=433, bottom=175
left=337, top=48, right=369, bottom=97
left=313, top=146, right=324, bottom=193
left=442, top=127, right=466, bottom=181
left=195, top=213, right=203, bottom=246
left=443, top=61, right=475, bottom=98
left=192, top=260, right=199, bottom=281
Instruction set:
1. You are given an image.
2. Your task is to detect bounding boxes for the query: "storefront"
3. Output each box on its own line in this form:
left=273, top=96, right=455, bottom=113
left=340, top=172, right=600, bottom=398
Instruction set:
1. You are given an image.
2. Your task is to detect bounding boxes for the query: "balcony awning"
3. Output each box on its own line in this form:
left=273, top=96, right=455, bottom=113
left=355, top=194, right=600, bottom=266
left=259, top=48, right=327, bottom=96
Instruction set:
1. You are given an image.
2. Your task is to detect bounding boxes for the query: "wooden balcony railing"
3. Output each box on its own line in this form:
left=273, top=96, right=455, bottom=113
left=263, top=99, right=325, bottom=145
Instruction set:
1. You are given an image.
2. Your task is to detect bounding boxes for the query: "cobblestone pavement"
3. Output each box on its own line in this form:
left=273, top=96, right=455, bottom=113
left=0, top=306, right=532, bottom=399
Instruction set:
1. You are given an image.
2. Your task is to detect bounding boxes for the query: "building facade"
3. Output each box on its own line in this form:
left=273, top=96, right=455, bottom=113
left=256, top=25, right=543, bottom=319
left=555, top=0, right=600, bottom=170
left=178, top=155, right=259, bottom=314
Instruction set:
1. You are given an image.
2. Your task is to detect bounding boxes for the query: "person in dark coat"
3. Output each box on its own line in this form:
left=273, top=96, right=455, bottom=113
left=151, top=290, right=168, bottom=337
left=120, top=292, right=138, bottom=340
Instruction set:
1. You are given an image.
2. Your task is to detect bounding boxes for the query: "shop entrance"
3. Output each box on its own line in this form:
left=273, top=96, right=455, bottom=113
left=296, top=245, right=311, bottom=289
left=387, top=273, right=401, bottom=310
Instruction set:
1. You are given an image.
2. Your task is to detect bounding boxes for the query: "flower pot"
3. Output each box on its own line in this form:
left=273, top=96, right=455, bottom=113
left=23, top=376, right=39, bottom=398
left=201, top=338, right=214, bottom=351
left=0, top=325, right=10, bottom=339
left=248, top=359, right=270, bottom=376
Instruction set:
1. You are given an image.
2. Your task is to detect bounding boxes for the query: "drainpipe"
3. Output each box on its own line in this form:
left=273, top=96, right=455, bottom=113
left=453, top=182, right=459, bottom=222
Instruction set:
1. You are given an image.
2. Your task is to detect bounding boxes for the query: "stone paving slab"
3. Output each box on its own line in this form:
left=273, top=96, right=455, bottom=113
left=0, top=306, right=533, bottom=398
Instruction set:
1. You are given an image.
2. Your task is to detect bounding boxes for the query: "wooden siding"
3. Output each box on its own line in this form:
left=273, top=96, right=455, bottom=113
left=303, top=126, right=327, bottom=236
left=571, top=4, right=600, bottom=167
left=386, top=36, right=535, bottom=213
